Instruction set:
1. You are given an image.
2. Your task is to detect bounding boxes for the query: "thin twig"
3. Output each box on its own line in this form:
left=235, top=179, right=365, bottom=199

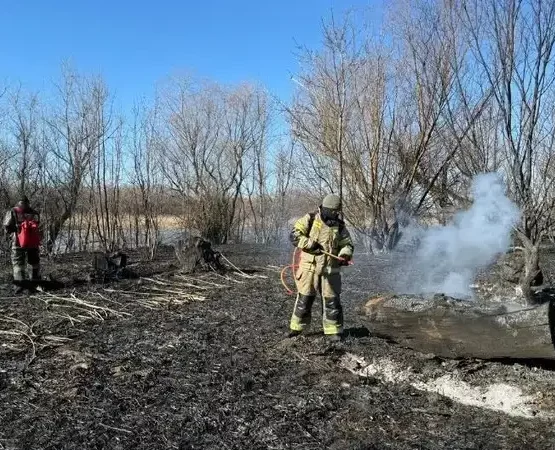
left=0, top=329, right=36, bottom=365
left=98, top=423, right=133, bottom=434
left=174, top=274, right=229, bottom=288
left=220, top=254, right=255, bottom=278
left=0, top=315, right=33, bottom=331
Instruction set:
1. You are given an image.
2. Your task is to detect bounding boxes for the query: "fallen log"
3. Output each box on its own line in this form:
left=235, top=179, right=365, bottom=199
left=361, top=293, right=555, bottom=360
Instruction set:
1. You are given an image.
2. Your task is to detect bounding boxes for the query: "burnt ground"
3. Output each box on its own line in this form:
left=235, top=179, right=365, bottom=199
left=1, top=245, right=555, bottom=450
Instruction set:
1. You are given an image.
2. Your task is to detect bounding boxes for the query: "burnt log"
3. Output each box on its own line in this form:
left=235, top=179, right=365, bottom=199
left=362, top=293, right=555, bottom=360
left=89, top=251, right=133, bottom=282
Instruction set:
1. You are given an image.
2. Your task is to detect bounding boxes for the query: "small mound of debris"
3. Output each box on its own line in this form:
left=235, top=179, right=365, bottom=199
left=88, top=251, right=136, bottom=283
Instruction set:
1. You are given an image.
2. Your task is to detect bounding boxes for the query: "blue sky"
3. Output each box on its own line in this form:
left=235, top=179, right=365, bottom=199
left=0, top=0, right=383, bottom=110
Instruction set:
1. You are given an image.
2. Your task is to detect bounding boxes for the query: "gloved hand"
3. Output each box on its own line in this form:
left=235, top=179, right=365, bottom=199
left=307, top=240, right=323, bottom=255
left=338, top=254, right=352, bottom=266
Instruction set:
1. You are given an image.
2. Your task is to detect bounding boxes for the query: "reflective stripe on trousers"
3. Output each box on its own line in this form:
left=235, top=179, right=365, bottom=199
left=290, top=267, right=343, bottom=335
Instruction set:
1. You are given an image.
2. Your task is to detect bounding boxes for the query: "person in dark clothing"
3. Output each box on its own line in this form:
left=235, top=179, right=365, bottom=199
left=3, top=196, right=41, bottom=293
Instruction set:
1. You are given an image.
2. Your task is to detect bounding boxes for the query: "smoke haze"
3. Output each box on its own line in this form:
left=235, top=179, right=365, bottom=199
left=396, top=172, right=520, bottom=299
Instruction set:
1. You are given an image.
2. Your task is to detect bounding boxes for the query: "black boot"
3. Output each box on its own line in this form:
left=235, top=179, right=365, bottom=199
left=287, top=330, right=302, bottom=338
left=327, top=334, right=343, bottom=343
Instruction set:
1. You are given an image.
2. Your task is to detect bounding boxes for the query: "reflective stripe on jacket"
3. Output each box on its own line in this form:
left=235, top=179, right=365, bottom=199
left=290, top=212, right=354, bottom=274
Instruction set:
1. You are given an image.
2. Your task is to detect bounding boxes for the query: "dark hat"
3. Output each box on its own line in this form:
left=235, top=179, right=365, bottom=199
left=16, top=196, right=30, bottom=208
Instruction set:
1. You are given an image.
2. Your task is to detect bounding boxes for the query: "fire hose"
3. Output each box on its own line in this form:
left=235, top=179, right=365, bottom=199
left=280, top=247, right=354, bottom=295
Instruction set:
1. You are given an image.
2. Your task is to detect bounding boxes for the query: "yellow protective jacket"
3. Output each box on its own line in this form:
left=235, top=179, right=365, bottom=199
left=290, top=211, right=354, bottom=275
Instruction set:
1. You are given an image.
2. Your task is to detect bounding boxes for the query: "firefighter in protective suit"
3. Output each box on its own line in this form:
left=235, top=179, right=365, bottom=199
left=3, top=196, right=41, bottom=293
left=289, top=194, right=354, bottom=341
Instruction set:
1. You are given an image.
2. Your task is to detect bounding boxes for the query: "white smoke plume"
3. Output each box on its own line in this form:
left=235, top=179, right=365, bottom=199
left=396, top=172, right=520, bottom=299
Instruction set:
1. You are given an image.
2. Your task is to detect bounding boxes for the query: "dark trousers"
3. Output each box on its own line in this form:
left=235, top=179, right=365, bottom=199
left=11, top=247, right=40, bottom=282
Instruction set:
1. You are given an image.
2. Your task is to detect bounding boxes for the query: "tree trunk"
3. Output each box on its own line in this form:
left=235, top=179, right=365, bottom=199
left=47, top=210, right=72, bottom=254
left=368, top=220, right=402, bottom=253
left=518, top=234, right=544, bottom=305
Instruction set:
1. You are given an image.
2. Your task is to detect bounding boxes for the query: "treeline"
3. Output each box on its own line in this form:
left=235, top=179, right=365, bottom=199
left=1, top=0, right=555, bottom=294
left=0, top=74, right=302, bottom=256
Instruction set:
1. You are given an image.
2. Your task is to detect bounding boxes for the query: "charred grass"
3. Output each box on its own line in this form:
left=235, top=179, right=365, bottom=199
left=0, top=245, right=554, bottom=449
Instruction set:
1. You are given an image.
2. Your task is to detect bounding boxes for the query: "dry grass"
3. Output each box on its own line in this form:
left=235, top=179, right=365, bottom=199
left=65, top=214, right=185, bottom=232
left=150, top=215, right=184, bottom=230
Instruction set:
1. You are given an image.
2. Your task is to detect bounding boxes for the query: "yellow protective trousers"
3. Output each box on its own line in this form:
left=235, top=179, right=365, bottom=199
left=289, top=265, right=343, bottom=335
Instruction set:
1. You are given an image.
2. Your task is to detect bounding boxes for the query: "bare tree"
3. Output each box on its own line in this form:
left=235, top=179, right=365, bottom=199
left=90, top=116, right=124, bottom=252
left=129, top=99, right=164, bottom=258
left=160, top=78, right=270, bottom=244
left=460, top=0, right=555, bottom=302
left=244, top=137, right=296, bottom=243
left=287, top=7, right=487, bottom=252
left=41, top=68, right=113, bottom=253
left=7, top=86, right=43, bottom=199
left=287, top=15, right=360, bottom=202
